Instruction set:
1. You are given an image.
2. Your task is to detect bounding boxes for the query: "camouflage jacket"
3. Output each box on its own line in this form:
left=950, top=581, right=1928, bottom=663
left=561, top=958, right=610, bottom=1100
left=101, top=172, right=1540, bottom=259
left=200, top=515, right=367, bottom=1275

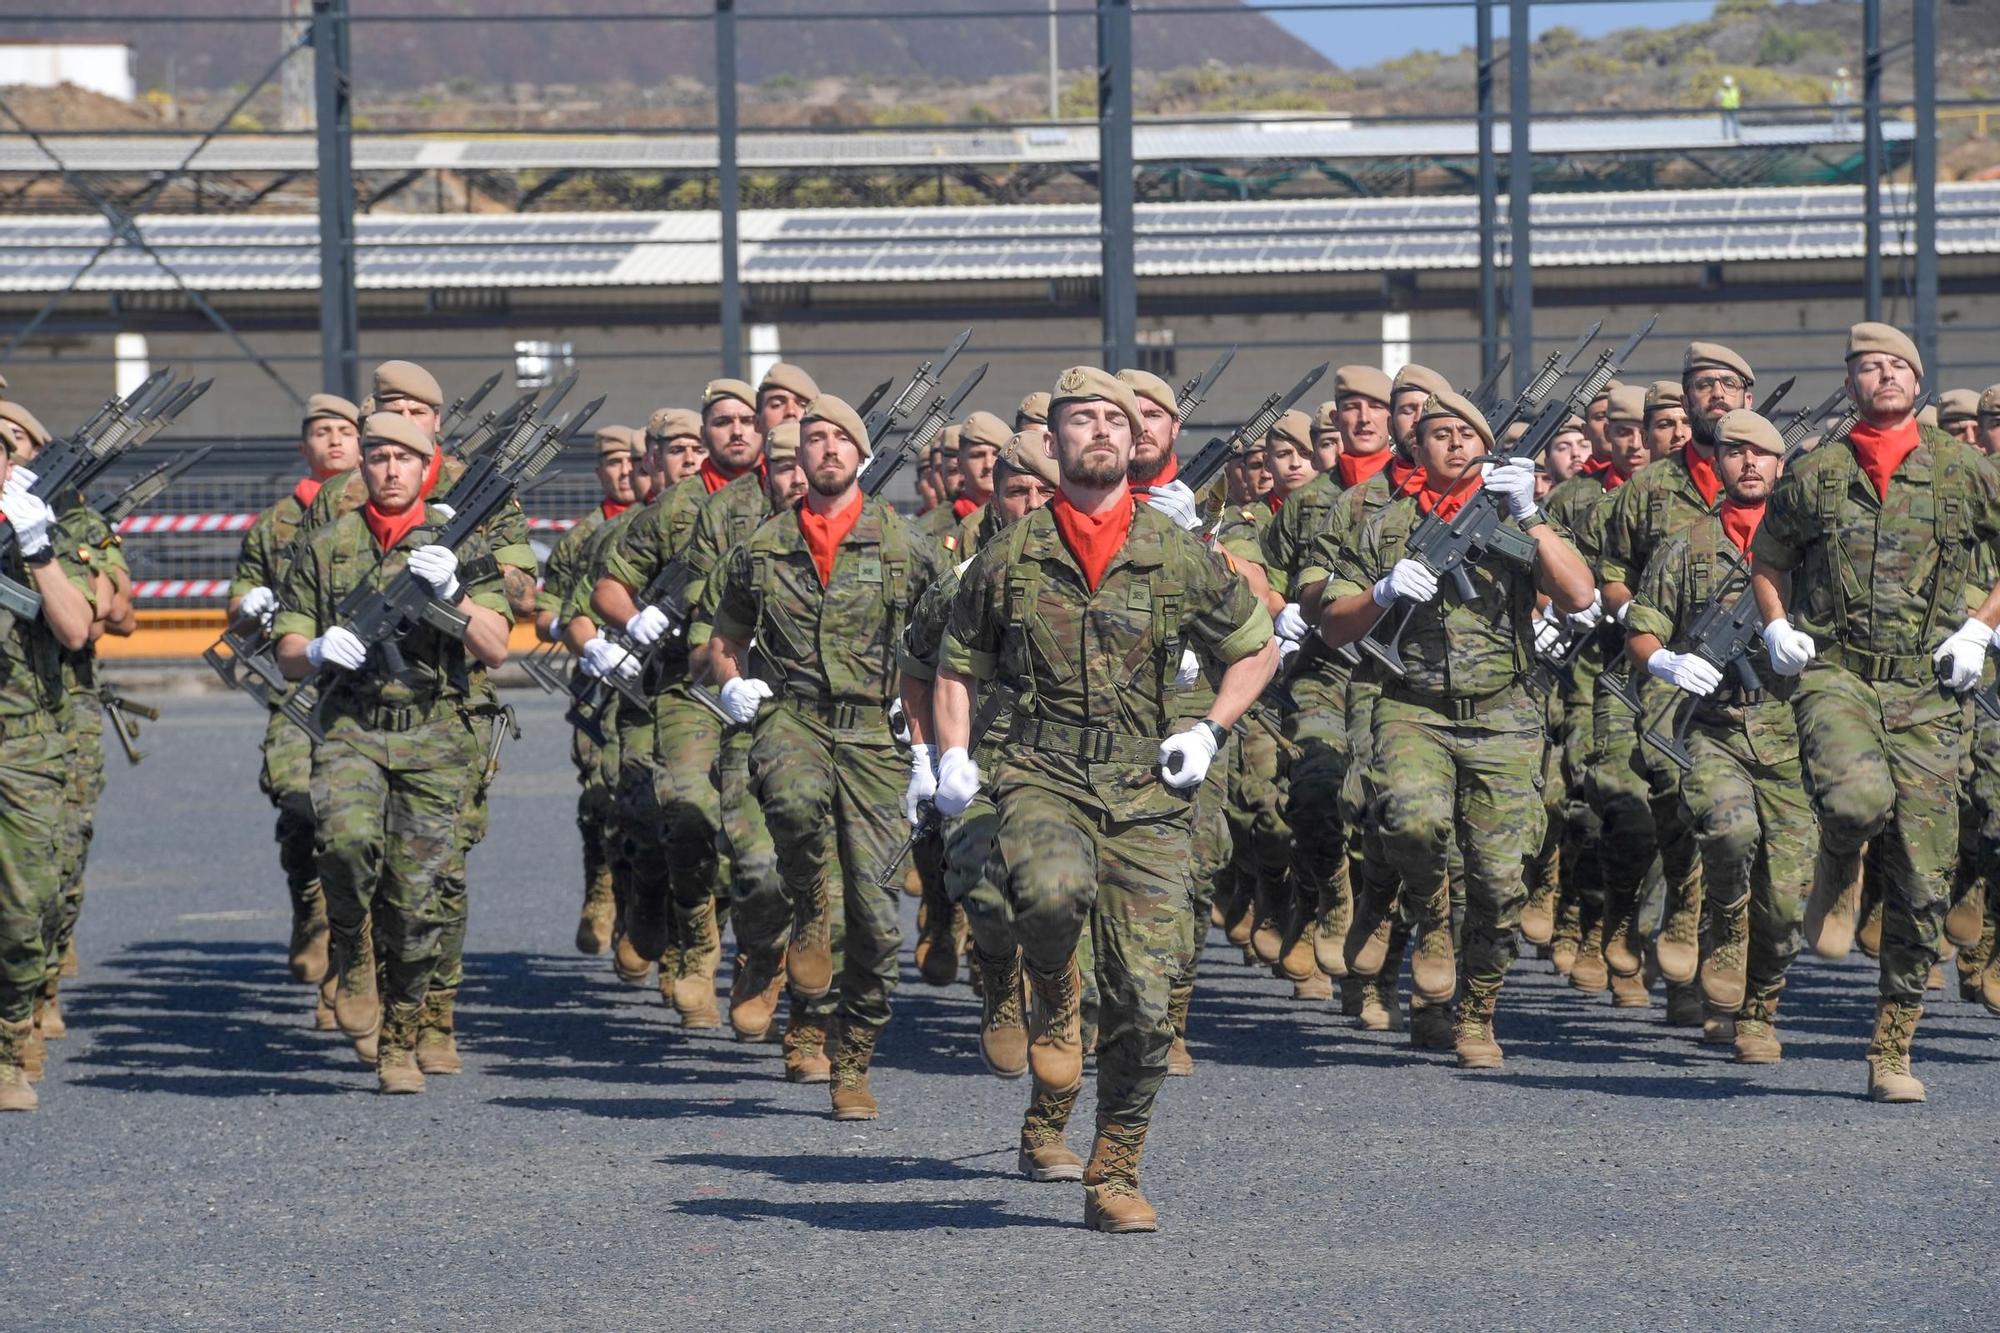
left=537, top=506, right=608, bottom=623
left=685, top=473, right=776, bottom=650
left=599, top=476, right=714, bottom=682
left=230, top=490, right=310, bottom=600
left=0, top=543, right=96, bottom=724
left=1258, top=470, right=1342, bottom=598
left=272, top=507, right=509, bottom=712
left=299, top=462, right=540, bottom=597
left=1210, top=500, right=1274, bottom=569
left=56, top=503, right=124, bottom=699
left=713, top=495, right=942, bottom=717
left=1600, top=449, right=1714, bottom=588
left=943, top=502, right=1004, bottom=561
left=1752, top=424, right=2000, bottom=670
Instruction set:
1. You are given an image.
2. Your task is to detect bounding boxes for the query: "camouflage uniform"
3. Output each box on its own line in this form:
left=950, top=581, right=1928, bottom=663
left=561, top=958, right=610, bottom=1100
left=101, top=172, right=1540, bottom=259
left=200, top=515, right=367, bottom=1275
left=712, top=496, right=941, bottom=1090
left=1628, top=517, right=1815, bottom=1031
left=1750, top=423, right=2000, bottom=1007
left=946, top=504, right=1271, bottom=1158
left=537, top=506, right=618, bottom=945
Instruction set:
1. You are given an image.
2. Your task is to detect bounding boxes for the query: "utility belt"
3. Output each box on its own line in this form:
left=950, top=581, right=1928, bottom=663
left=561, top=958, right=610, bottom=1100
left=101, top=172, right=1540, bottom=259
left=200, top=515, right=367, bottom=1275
left=1005, top=716, right=1159, bottom=765
left=325, top=691, right=457, bottom=734
left=1380, top=678, right=1527, bottom=723
left=1820, top=642, right=1932, bottom=685
left=774, top=693, right=891, bottom=739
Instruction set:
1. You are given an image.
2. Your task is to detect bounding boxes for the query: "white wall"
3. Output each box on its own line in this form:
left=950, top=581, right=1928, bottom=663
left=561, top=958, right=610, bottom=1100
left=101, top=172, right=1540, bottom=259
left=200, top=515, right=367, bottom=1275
left=0, top=43, right=136, bottom=102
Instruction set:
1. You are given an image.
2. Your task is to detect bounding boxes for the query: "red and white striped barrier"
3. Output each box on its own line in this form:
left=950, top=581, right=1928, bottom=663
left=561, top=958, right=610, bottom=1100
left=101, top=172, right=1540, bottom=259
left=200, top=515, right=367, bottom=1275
left=133, top=579, right=232, bottom=600
left=114, top=513, right=579, bottom=535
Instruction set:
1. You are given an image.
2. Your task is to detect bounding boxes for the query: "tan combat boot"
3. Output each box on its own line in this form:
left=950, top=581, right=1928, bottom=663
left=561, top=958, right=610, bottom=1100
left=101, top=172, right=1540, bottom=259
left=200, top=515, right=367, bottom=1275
left=1700, top=895, right=1749, bottom=1012
left=975, top=948, right=1029, bottom=1079
left=611, top=925, right=652, bottom=987
left=1359, top=976, right=1405, bottom=1033
left=1701, top=1005, right=1736, bottom=1045
left=288, top=878, right=331, bottom=985
left=574, top=868, right=615, bottom=956
left=1277, top=902, right=1317, bottom=985
left=1520, top=886, right=1557, bottom=948
left=1314, top=871, right=1352, bottom=978
left=787, top=880, right=835, bottom=1000
left=1855, top=896, right=1883, bottom=958
left=1221, top=877, right=1255, bottom=949
left=1453, top=980, right=1503, bottom=1069
left=915, top=892, right=959, bottom=988
left=1570, top=917, right=1610, bottom=993
left=415, top=988, right=463, bottom=1075
left=330, top=928, right=380, bottom=1048
left=314, top=975, right=337, bottom=1031
left=900, top=864, right=923, bottom=899
left=36, top=975, right=65, bottom=1041
left=1945, top=883, right=1987, bottom=950
left=671, top=898, right=723, bottom=1029
left=1409, top=999, right=1456, bottom=1052
left=376, top=1002, right=425, bottom=1095
left=829, top=1024, right=880, bottom=1121
left=21, top=1007, right=45, bottom=1082
left=1603, top=901, right=1643, bottom=978
left=1082, top=1122, right=1158, bottom=1234
left=1165, top=982, right=1195, bottom=1077
left=60, top=939, right=77, bottom=979
left=1980, top=954, right=2000, bottom=1017
left=1608, top=969, right=1650, bottom=1009
left=1249, top=867, right=1287, bottom=966
left=1345, top=902, right=1394, bottom=979
left=782, top=1012, right=833, bottom=1084
left=1550, top=899, right=1581, bottom=977
left=1292, top=969, right=1332, bottom=1003
left=1732, top=993, right=1782, bottom=1065
left=728, top=946, right=787, bottom=1042
left=1865, top=998, right=1926, bottom=1103
left=1024, top=958, right=1084, bottom=1094
left=1409, top=878, right=1456, bottom=1004
left=1653, top=884, right=1701, bottom=986
left=1804, top=844, right=1863, bottom=959
left=1018, top=1080, right=1084, bottom=1181
left=0, top=1017, right=37, bottom=1112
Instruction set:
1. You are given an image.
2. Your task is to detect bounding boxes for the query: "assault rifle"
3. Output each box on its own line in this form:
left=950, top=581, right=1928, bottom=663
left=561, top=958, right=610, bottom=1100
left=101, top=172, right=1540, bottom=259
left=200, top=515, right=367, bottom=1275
left=862, top=328, right=971, bottom=445
left=1358, top=315, right=1658, bottom=678
left=853, top=362, right=988, bottom=498
left=0, top=370, right=210, bottom=620
left=1755, top=376, right=1796, bottom=421
left=1176, top=363, right=1330, bottom=494
left=438, top=371, right=502, bottom=446
left=1486, top=323, right=1602, bottom=440
left=1468, top=353, right=1512, bottom=416
left=98, top=685, right=158, bottom=765
left=1174, top=346, right=1237, bottom=421
left=93, top=445, right=214, bottom=526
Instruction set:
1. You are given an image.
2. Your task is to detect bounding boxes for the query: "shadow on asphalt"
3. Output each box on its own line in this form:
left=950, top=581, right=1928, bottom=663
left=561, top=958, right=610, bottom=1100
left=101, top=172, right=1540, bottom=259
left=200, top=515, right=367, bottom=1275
left=662, top=1196, right=1068, bottom=1231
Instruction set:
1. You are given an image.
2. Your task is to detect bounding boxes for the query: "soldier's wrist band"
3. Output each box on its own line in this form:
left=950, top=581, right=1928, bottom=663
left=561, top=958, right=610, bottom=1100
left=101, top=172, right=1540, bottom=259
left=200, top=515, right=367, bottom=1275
left=23, top=545, right=55, bottom=567
left=1197, top=718, right=1227, bottom=749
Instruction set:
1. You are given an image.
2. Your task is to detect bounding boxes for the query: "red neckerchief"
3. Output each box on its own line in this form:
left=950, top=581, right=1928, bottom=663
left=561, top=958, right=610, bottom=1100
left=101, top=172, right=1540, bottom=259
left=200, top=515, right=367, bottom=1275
left=1388, top=456, right=1424, bottom=496
left=952, top=495, right=980, bottom=521
left=1603, top=463, right=1632, bottom=491
left=1719, top=498, right=1765, bottom=555
left=700, top=456, right=765, bottom=496
left=600, top=499, right=631, bottom=521
left=1414, top=470, right=1481, bottom=521
left=796, top=490, right=863, bottom=588
left=1336, top=447, right=1393, bottom=490
left=1848, top=418, right=1921, bottom=501
left=1132, top=453, right=1181, bottom=495
left=1683, top=446, right=1722, bottom=507
left=1266, top=492, right=1283, bottom=514
left=293, top=476, right=325, bottom=508
left=1581, top=456, right=1613, bottom=484
left=1049, top=488, right=1135, bottom=593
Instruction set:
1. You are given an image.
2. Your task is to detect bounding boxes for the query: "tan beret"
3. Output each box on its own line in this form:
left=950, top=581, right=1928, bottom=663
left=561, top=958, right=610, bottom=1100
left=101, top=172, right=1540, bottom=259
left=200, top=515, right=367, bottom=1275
left=1265, top=408, right=1313, bottom=453
left=362, top=410, right=436, bottom=459
left=702, top=378, right=757, bottom=414
left=646, top=407, right=702, bottom=442
left=1980, top=385, right=2000, bottom=423
left=996, top=429, right=1060, bottom=487
left=1606, top=384, right=1648, bottom=425
left=958, top=410, right=1011, bottom=453
left=1644, top=380, right=1686, bottom=417
left=938, top=422, right=962, bottom=457
left=1918, top=404, right=1939, bottom=429
left=1415, top=390, right=1495, bottom=451
left=0, top=399, right=50, bottom=449
left=1558, top=413, right=1587, bottom=434
left=594, top=425, right=640, bottom=458
left=1117, top=368, right=1178, bottom=418
left=1502, top=421, right=1530, bottom=447
left=1589, top=378, right=1626, bottom=406
left=1937, top=388, right=1980, bottom=425
left=800, top=394, right=871, bottom=457
left=1683, top=341, right=1755, bottom=386
left=1391, top=363, right=1452, bottom=400
left=1333, top=364, right=1393, bottom=407
left=1846, top=322, right=1923, bottom=380
left=1715, top=408, right=1783, bottom=456
left=757, top=362, right=818, bottom=405
left=372, top=359, right=443, bottom=409
left=303, top=392, right=360, bottom=428
left=1015, top=391, right=1050, bottom=428
left=763, top=420, right=800, bottom=467
left=1311, top=400, right=1342, bottom=442
left=1049, top=366, right=1142, bottom=435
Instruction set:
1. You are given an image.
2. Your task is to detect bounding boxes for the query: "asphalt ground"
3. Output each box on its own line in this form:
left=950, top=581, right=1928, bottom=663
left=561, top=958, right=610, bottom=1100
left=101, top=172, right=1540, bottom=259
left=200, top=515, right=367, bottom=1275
left=7, top=687, right=1998, bottom=1331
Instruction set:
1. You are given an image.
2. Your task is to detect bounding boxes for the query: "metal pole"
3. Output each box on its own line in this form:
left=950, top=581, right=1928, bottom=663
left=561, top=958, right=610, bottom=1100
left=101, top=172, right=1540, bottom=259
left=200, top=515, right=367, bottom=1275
left=1097, top=0, right=1136, bottom=370
left=1863, top=0, right=1883, bottom=322
left=312, top=0, right=358, bottom=401
left=1507, top=0, right=1532, bottom=393
left=716, top=0, right=743, bottom=379
left=1048, top=0, right=1060, bottom=121
left=1913, top=0, right=1937, bottom=372
left=1476, top=0, right=1498, bottom=380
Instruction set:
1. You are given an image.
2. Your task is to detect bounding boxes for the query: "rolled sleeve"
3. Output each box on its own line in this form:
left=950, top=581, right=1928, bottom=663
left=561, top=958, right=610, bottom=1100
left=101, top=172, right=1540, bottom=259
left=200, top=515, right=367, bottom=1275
left=941, top=631, right=995, bottom=680
left=271, top=610, right=317, bottom=641
left=1211, top=604, right=1273, bottom=665
left=1624, top=601, right=1676, bottom=644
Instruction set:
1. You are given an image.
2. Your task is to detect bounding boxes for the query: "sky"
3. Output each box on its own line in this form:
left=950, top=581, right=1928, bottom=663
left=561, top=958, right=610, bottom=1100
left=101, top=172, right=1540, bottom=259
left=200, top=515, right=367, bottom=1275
left=1264, top=1, right=1719, bottom=69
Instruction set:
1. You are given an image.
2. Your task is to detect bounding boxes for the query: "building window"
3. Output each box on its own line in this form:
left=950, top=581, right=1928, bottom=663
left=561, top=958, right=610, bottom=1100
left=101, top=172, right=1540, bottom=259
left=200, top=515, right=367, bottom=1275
left=1136, top=328, right=1176, bottom=380
left=514, top=339, right=574, bottom=389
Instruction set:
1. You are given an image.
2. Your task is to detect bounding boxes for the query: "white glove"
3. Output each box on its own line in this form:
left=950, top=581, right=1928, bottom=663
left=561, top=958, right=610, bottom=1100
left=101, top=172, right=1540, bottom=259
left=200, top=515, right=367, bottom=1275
left=579, top=636, right=639, bottom=681
left=720, top=676, right=772, bottom=724
left=1158, top=721, right=1220, bottom=790
left=1533, top=606, right=1564, bottom=657
left=624, top=604, right=672, bottom=647
left=429, top=503, right=456, bottom=521
left=1, top=481, right=54, bottom=557
left=1761, top=617, right=1817, bottom=677
left=1278, top=636, right=1301, bottom=666
left=933, top=746, right=981, bottom=816
left=1274, top=602, right=1309, bottom=642
left=406, top=545, right=461, bottom=602
left=1566, top=589, right=1605, bottom=632
left=1647, top=648, right=1723, bottom=697
left=1372, top=558, right=1439, bottom=608
left=1173, top=647, right=1201, bottom=690
left=1143, top=478, right=1203, bottom=533
left=1481, top=455, right=1541, bottom=522
left=1933, top=618, right=1991, bottom=694
left=904, top=743, right=937, bottom=825
left=1611, top=599, right=1633, bottom=627
left=238, top=585, right=279, bottom=624
left=306, top=625, right=368, bottom=672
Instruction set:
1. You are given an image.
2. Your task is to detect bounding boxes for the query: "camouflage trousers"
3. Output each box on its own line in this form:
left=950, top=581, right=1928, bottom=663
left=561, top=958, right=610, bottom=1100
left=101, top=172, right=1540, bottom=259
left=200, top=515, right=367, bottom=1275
left=716, top=720, right=824, bottom=1019
left=749, top=705, right=902, bottom=1034
left=1792, top=663, right=1962, bottom=1002
left=990, top=765, right=1195, bottom=1129
left=0, top=724, right=68, bottom=1024
left=616, top=687, right=723, bottom=961
left=570, top=717, right=615, bottom=906
left=49, top=699, right=105, bottom=973
left=1283, top=661, right=1349, bottom=934
left=311, top=710, right=479, bottom=1009
left=1952, top=707, right=2000, bottom=975
left=1556, top=664, right=1605, bottom=922
left=1591, top=679, right=1698, bottom=952
left=433, top=704, right=510, bottom=994
left=1229, top=710, right=1292, bottom=927
left=1341, top=682, right=1402, bottom=972
left=1373, top=692, right=1545, bottom=989
left=1678, top=714, right=1815, bottom=1002
left=259, top=706, right=319, bottom=904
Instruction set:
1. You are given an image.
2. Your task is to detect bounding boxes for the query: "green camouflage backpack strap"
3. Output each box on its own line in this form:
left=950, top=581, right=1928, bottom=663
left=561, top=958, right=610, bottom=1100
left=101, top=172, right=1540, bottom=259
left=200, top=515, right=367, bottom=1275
left=1920, top=429, right=1976, bottom=643
left=999, top=517, right=1047, bottom=719
left=873, top=504, right=913, bottom=684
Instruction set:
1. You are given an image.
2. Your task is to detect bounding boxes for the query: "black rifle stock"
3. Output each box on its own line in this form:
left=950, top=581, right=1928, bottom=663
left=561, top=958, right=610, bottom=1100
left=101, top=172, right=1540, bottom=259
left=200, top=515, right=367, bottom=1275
left=1176, top=363, right=1330, bottom=495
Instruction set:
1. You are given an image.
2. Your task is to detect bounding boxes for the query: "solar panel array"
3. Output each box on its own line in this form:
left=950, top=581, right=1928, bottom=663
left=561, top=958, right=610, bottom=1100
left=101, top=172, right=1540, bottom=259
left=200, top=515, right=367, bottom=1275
left=0, top=183, right=1989, bottom=293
